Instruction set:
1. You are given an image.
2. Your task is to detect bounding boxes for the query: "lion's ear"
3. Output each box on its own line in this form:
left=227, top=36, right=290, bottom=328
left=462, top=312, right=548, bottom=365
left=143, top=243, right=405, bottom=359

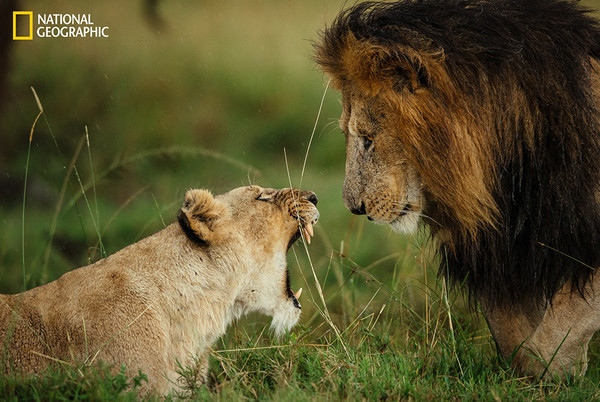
left=342, top=33, right=429, bottom=94
left=177, top=189, right=229, bottom=246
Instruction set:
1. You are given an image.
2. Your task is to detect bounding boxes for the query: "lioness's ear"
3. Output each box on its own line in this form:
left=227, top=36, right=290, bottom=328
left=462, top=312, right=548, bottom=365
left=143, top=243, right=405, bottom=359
left=341, top=33, right=429, bottom=94
left=178, top=189, right=229, bottom=246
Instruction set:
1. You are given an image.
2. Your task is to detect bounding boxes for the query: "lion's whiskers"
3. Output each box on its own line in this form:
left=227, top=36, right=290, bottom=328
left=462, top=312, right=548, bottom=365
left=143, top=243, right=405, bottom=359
left=391, top=202, right=442, bottom=228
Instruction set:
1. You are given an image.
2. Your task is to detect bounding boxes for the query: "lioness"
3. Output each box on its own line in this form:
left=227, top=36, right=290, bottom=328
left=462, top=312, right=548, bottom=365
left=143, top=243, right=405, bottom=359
left=0, top=186, right=319, bottom=395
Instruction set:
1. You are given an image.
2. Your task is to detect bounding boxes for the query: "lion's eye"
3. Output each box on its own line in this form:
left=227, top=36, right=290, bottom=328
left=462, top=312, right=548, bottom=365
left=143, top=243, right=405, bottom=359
left=363, top=135, right=373, bottom=149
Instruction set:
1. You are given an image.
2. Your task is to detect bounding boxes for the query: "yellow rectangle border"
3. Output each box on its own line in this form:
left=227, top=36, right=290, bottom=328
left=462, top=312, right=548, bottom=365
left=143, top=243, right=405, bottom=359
left=13, top=11, right=33, bottom=40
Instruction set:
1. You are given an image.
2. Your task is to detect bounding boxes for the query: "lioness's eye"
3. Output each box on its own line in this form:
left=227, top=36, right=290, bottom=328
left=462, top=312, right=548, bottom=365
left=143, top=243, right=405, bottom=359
left=363, top=135, right=373, bottom=149
left=256, top=194, right=272, bottom=203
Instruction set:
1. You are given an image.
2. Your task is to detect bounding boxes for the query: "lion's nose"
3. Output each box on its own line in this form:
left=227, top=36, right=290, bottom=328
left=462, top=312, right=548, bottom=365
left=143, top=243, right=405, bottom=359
left=350, top=201, right=366, bottom=215
left=306, top=193, right=318, bottom=206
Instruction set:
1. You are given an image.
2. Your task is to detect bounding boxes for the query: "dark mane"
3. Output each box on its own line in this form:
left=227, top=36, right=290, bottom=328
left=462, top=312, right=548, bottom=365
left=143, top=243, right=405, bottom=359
left=315, top=0, right=600, bottom=306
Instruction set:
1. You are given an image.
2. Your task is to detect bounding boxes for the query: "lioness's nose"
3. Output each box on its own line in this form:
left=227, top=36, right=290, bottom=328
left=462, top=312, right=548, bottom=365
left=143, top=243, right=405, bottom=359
left=306, top=193, right=318, bottom=206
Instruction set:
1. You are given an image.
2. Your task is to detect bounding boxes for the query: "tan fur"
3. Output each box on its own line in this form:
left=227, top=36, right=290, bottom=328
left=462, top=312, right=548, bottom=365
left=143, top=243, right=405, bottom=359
left=485, top=276, right=600, bottom=380
left=0, top=186, right=319, bottom=395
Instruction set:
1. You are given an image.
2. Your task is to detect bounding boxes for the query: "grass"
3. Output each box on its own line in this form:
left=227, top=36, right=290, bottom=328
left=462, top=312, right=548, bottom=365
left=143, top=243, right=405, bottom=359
left=3, top=0, right=600, bottom=399
left=0, top=364, right=147, bottom=401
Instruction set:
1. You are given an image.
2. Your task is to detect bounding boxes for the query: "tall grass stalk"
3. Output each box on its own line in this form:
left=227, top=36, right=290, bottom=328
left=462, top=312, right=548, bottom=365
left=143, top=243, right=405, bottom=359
left=21, top=87, right=44, bottom=291
left=71, top=145, right=107, bottom=259
left=27, top=89, right=97, bottom=276
left=299, top=78, right=330, bottom=189
left=85, top=126, right=103, bottom=250
left=151, top=193, right=167, bottom=228
left=40, top=138, right=85, bottom=284
left=36, top=91, right=93, bottom=259
left=441, top=276, right=463, bottom=376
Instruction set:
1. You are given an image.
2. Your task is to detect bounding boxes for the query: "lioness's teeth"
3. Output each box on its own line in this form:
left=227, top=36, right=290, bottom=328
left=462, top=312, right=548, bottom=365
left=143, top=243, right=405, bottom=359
left=303, top=228, right=312, bottom=244
left=305, top=222, right=314, bottom=237
left=293, top=288, right=303, bottom=299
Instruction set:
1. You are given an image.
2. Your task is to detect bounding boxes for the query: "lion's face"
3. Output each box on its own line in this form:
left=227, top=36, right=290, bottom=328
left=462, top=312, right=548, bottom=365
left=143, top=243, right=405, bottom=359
left=340, top=88, right=423, bottom=234
left=180, top=186, right=319, bottom=336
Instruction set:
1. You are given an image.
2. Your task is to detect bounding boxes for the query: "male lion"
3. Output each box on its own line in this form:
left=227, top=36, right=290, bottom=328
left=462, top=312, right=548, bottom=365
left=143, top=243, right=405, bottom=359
left=0, top=186, right=319, bottom=395
left=315, top=0, right=600, bottom=379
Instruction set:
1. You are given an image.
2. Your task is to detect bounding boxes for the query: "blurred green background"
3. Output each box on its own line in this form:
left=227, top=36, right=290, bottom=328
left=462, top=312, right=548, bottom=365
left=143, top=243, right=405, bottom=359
left=1, top=0, right=600, bottom=343
left=1, top=0, right=429, bottom=333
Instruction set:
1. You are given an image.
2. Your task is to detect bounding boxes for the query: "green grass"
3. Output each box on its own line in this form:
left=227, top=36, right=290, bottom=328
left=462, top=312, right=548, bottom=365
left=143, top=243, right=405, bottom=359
left=0, top=364, right=147, bottom=401
left=3, top=0, right=600, bottom=400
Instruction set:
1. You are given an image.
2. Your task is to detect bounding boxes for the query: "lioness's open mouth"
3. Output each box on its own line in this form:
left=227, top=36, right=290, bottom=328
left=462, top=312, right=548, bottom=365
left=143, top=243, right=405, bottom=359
left=286, top=220, right=315, bottom=251
left=285, top=196, right=318, bottom=310
left=286, top=221, right=317, bottom=310
left=287, top=287, right=303, bottom=309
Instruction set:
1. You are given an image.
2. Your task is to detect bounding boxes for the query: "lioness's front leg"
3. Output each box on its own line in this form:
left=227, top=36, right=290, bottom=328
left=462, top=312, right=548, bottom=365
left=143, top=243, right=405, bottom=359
left=514, top=274, right=600, bottom=380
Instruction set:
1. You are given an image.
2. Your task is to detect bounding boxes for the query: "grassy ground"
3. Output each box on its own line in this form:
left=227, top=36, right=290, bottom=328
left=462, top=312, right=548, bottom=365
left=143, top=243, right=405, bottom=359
left=2, top=0, right=600, bottom=400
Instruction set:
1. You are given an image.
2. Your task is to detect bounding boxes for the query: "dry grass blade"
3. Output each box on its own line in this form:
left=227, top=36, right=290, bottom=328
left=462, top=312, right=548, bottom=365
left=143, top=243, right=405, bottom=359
left=85, top=126, right=102, bottom=239
left=299, top=78, right=330, bottom=189
left=29, top=350, right=72, bottom=367
left=213, top=343, right=328, bottom=354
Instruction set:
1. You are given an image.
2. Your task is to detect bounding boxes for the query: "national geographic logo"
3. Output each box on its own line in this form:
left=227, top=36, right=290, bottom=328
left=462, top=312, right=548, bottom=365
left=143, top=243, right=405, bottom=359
left=13, top=11, right=33, bottom=40
left=12, top=12, right=110, bottom=40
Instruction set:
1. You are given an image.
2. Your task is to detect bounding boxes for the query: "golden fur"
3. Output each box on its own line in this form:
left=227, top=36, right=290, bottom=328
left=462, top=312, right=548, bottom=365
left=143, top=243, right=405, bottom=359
left=0, top=186, right=319, bottom=394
